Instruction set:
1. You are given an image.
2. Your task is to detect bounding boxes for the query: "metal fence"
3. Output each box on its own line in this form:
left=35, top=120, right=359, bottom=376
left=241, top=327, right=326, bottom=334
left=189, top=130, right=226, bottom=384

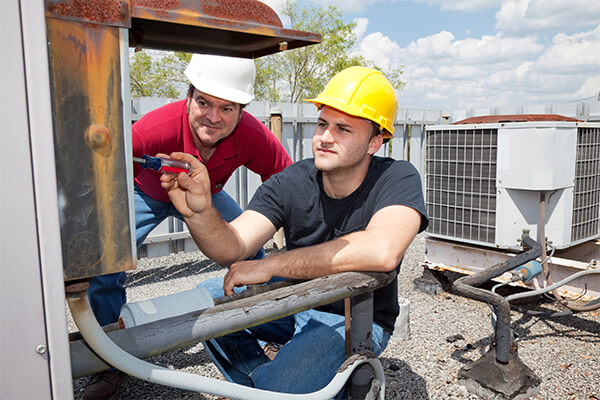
left=134, top=97, right=600, bottom=258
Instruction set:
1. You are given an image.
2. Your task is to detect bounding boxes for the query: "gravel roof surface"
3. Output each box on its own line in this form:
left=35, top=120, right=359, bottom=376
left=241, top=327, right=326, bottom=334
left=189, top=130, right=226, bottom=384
left=70, top=234, right=600, bottom=399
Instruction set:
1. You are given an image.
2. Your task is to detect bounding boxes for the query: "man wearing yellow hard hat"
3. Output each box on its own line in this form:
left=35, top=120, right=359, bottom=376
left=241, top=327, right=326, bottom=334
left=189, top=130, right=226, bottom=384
left=161, top=66, right=429, bottom=396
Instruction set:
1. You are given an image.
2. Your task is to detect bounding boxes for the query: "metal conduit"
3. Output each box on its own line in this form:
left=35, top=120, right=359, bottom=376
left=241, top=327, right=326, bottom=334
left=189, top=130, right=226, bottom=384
left=350, top=292, right=375, bottom=399
left=453, top=232, right=542, bottom=364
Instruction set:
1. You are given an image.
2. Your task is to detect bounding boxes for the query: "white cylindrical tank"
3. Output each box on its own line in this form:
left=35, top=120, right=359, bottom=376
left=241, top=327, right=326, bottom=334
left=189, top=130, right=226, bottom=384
left=119, top=286, right=214, bottom=328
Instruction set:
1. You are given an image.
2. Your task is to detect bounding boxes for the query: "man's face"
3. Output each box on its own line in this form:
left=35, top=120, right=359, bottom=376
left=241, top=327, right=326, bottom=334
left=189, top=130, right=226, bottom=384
left=187, top=89, right=242, bottom=147
left=312, top=106, right=382, bottom=173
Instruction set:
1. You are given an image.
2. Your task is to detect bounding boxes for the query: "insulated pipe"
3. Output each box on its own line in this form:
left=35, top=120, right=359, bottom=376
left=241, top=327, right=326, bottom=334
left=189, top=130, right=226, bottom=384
left=350, top=292, right=375, bottom=399
left=453, top=233, right=542, bottom=364
left=506, top=268, right=600, bottom=303
left=67, top=289, right=386, bottom=400
left=71, top=271, right=395, bottom=378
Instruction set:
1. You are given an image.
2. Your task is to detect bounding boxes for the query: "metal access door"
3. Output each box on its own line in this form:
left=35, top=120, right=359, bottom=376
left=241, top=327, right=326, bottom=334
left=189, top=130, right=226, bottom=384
left=1, top=1, right=73, bottom=398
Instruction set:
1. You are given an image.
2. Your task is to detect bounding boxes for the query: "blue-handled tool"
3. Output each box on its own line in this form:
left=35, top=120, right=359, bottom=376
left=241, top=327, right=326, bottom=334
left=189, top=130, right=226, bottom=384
left=133, top=155, right=193, bottom=175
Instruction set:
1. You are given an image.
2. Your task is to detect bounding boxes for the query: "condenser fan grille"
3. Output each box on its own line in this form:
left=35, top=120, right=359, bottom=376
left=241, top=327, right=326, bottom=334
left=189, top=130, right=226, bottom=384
left=572, top=127, right=600, bottom=242
left=425, top=128, right=498, bottom=244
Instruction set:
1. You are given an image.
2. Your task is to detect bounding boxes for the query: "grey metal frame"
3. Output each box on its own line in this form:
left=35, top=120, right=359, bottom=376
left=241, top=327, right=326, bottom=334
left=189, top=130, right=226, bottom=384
left=1, top=1, right=73, bottom=398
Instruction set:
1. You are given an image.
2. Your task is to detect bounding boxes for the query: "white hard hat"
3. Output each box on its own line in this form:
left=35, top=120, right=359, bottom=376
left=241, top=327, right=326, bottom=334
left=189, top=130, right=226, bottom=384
left=184, top=53, right=255, bottom=105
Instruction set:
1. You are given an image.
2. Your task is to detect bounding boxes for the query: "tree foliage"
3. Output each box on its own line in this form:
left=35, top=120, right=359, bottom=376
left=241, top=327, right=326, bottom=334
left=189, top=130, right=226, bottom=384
left=129, top=50, right=191, bottom=98
left=254, top=0, right=404, bottom=103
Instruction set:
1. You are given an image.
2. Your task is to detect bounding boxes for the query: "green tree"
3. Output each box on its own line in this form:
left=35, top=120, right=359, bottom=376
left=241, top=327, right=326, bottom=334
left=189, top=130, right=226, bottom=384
left=254, top=0, right=404, bottom=102
left=129, top=50, right=191, bottom=98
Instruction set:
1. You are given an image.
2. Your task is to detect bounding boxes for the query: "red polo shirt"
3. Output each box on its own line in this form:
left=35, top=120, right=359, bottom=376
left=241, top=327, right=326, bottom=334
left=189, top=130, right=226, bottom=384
left=132, top=99, right=292, bottom=203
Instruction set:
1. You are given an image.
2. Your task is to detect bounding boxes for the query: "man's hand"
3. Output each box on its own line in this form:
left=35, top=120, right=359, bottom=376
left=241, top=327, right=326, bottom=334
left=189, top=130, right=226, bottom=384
left=223, top=259, right=273, bottom=296
left=159, top=152, right=211, bottom=218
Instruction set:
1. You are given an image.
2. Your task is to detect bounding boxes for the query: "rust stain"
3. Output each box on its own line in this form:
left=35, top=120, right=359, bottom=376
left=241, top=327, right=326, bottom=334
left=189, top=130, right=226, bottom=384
left=133, top=0, right=180, bottom=9
left=453, top=114, right=581, bottom=125
left=132, top=0, right=282, bottom=27
left=49, top=0, right=129, bottom=24
left=48, top=18, right=134, bottom=280
left=133, top=0, right=179, bottom=17
left=200, top=0, right=282, bottom=27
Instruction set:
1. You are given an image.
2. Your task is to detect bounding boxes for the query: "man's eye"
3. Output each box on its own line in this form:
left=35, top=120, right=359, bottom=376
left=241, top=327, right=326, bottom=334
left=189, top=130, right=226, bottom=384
left=317, top=122, right=327, bottom=128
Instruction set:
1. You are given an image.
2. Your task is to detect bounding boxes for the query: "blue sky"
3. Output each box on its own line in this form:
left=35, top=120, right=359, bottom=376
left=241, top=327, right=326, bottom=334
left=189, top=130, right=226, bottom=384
left=263, top=0, right=600, bottom=112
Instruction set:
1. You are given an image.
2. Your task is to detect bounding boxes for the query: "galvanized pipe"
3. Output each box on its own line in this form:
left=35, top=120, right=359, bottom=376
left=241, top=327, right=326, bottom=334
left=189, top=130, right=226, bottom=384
left=70, top=271, right=394, bottom=378
left=350, top=292, right=374, bottom=399
left=453, top=233, right=542, bottom=364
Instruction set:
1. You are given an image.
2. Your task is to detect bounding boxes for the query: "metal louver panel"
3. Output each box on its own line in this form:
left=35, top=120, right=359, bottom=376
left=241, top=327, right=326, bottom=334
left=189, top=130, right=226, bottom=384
left=425, top=128, right=498, bottom=244
left=572, top=126, right=600, bottom=242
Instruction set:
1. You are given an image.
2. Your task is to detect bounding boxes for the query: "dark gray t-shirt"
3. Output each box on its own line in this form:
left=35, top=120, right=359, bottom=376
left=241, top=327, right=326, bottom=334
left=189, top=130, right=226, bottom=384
left=248, top=156, right=429, bottom=332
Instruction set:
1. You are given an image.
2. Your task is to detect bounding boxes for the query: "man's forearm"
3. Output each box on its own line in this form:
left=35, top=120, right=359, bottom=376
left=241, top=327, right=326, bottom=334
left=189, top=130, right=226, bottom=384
left=260, top=231, right=401, bottom=280
left=184, top=208, right=246, bottom=265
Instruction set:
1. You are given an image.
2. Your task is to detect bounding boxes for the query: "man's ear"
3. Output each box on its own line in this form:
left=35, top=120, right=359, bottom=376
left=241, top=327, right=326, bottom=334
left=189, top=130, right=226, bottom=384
left=368, top=134, right=384, bottom=155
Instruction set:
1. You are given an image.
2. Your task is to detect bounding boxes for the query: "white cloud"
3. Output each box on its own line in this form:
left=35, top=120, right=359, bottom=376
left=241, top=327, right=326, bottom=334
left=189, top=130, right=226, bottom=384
left=402, top=32, right=543, bottom=64
left=574, top=76, right=600, bottom=100
left=354, top=25, right=600, bottom=110
left=495, top=0, right=600, bottom=34
left=353, top=17, right=369, bottom=40
left=534, top=26, right=600, bottom=73
left=414, top=0, right=501, bottom=11
left=312, top=0, right=390, bottom=13
left=357, top=32, right=403, bottom=70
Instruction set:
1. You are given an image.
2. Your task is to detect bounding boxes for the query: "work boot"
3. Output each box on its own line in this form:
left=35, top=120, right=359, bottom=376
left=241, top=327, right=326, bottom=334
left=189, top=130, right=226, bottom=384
left=83, top=369, right=125, bottom=399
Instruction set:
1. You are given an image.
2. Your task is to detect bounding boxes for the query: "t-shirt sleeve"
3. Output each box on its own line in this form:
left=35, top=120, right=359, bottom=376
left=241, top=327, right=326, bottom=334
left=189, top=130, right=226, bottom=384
left=247, top=172, right=287, bottom=230
left=373, top=161, right=429, bottom=233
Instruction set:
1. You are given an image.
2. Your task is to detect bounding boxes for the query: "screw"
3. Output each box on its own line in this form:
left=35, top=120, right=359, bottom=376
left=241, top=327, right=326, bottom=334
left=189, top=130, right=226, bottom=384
left=35, top=344, right=47, bottom=354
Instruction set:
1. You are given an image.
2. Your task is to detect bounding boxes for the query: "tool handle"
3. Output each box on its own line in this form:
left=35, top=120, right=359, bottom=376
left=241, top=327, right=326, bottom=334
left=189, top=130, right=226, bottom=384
left=138, top=155, right=192, bottom=175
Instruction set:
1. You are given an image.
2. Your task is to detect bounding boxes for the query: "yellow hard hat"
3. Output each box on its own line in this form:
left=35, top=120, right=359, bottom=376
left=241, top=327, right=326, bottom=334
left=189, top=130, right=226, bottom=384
left=305, top=66, right=398, bottom=138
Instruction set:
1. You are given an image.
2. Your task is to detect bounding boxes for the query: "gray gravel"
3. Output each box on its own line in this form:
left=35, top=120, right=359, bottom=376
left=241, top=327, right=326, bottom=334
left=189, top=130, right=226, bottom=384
left=71, top=234, right=600, bottom=399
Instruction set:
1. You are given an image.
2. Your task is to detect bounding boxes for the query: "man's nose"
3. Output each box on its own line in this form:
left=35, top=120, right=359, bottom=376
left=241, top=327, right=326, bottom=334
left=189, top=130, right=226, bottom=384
left=320, top=128, right=334, bottom=143
left=205, top=106, right=220, bottom=122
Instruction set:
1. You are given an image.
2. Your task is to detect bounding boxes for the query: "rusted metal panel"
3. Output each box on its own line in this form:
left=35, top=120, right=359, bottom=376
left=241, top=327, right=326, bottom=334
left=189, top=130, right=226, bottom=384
left=453, top=114, right=581, bottom=124
left=46, top=17, right=135, bottom=280
left=45, top=0, right=131, bottom=28
left=129, top=0, right=321, bottom=57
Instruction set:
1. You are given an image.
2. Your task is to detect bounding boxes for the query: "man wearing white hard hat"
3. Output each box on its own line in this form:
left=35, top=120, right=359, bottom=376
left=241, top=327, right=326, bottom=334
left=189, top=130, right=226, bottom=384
left=83, top=54, right=292, bottom=399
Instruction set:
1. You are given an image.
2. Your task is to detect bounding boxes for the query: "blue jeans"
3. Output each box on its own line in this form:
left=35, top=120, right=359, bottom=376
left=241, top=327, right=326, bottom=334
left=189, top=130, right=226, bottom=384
left=87, top=186, right=264, bottom=326
left=198, top=277, right=391, bottom=396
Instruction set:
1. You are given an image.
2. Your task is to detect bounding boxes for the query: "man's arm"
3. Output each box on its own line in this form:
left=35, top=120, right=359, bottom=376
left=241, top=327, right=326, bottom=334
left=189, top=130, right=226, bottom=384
left=159, top=152, right=276, bottom=264
left=223, top=204, right=422, bottom=295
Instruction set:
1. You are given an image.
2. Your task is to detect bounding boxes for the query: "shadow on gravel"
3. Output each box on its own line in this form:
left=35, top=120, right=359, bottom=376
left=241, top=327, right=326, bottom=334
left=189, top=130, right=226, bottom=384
left=73, top=346, right=221, bottom=400
left=449, top=335, right=493, bottom=365
left=126, top=258, right=222, bottom=288
left=511, top=311, right=600, bottom=344
left=380, top=357, right=429, bottom=399
left=109, top=377, right=219, bottom=400
left=149, top=345, right=215, bottom=370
